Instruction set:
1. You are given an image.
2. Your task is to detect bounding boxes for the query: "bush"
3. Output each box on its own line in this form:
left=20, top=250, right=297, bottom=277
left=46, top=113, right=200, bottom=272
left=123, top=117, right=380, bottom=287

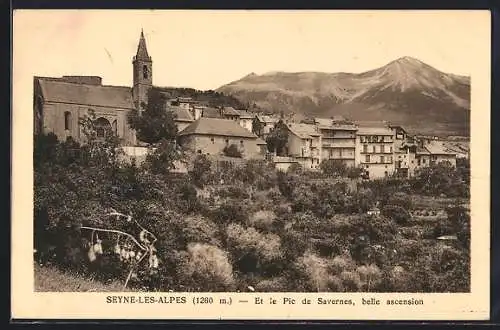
left=339, top=271, right=362, bottom=292
left=320, top=159, right=347, bottom=177
left=189, top=155, right=213, bottom=187
left=178, top=243, right=235, bottom=291
left=226, top=224, right=282, bottom=270
left=223, top=144, right=242, bottom=158
left=386, top=192, right=413, bottom=210
left=356, top=264, right=382, bottom=292
left=255, top=277, right=289, bottom=292
left=294, top=252, right=331, bottom=292
left=382, top=205, right=411, bottom=226
left=248, top=210, right=277, bottom=231
left=211, top=201, right=248, bottom=225
left=178, top=215, right=221, bottom=248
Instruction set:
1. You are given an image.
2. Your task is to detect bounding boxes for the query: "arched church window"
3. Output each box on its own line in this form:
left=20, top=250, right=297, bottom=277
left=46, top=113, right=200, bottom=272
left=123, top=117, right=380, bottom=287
left=143, top=65, right=149, bottom=79
left=112, top=120, right=117, bottom=136
left=64, top=111, right=72, bottom=130
left=94, top=117, right=112, bottom=140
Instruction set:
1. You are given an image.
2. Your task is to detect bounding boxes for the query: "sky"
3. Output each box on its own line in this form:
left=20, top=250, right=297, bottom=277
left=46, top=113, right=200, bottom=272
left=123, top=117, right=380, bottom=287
left=13, top=10, right=488, bottom=92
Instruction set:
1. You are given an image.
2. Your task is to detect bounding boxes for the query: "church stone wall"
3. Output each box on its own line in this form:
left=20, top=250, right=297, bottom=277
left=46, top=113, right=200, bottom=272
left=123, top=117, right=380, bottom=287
left=42, top=102, right=136, bottom=145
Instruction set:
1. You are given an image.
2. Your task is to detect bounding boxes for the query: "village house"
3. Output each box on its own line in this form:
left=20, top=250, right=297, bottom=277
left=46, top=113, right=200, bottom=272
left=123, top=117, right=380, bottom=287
left=284, top=123, right=322, bottom=170
left=177, top=117, right=267, bottom=159
left=255, top=114, right=280, bottom=138
left=355, top=122, right=395, bottom=179
left=221, top=107, right=241, bottom=121
left=167, top=97, right=204, bottom=121
left=236, top=110, right=255, bottom=132
left=314, top=116, right=357, bottom=167
left=422, top=140, right=457, bottom=167
left=394, top=139, right=418, bottom=178
left=165, top=106, right=195, bottom=133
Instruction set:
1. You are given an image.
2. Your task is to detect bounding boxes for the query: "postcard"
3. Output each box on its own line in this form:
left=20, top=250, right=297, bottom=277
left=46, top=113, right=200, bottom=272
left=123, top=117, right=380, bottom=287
left=12, top=9, right=490, bottom=320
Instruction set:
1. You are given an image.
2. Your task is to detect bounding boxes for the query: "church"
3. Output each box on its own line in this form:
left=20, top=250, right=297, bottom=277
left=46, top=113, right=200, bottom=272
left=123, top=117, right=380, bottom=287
left=33, top=30, right=154, bottom=145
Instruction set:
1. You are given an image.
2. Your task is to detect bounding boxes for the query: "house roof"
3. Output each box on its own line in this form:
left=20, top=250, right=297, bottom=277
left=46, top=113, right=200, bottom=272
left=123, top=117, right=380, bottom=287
left=36, top=77, right=135, bottom=110
left=202, top=107, right=222, bottom=118
left=179, top=117, right=259, bottom=139
left=442, top=141, right=470, bottom=154
left=357, top=126, right=393, bottom=135
left=167, top=106, right=194, bottom=122
left=425, top=141, right=456, bottom=155
left=257, top=115, right=280, bottom=123
left=314, top=117, right=357, bottom=130
left=236, top=110, right=255, bottom=119
left=287, top=123, right=321, bottom=139
left=222, top=107, right=240, bottom=117
left=416, top=147, right=431, bottom=155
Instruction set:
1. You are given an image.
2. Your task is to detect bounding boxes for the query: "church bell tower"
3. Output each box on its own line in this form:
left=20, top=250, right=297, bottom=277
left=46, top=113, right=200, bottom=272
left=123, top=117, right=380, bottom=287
left=132, top=29, right=153, bottom=111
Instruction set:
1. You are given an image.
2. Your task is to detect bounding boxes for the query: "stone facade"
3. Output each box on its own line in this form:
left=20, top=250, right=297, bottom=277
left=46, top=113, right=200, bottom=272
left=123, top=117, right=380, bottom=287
left=34, top=30, right=152, bottom=146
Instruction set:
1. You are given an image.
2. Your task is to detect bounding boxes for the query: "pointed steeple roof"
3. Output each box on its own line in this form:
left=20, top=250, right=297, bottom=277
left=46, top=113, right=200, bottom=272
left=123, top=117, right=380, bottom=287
left=135, top=29, right=151, bottom=61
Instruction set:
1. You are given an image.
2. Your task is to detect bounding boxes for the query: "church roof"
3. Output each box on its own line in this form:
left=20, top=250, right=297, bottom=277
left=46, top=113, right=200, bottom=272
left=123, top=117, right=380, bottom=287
left=179, top=117, right=258, bottom=139
left=36, top=78, right=135, bottom=110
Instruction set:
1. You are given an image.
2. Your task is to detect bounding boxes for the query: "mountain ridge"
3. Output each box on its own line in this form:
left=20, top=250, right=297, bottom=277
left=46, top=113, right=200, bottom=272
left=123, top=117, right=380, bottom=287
left=216, top=57, right=470, bottom=136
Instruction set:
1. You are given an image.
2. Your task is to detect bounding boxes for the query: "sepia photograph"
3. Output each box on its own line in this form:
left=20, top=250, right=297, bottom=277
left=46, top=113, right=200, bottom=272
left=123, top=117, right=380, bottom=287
left=12, top=9, right=490, bottom=320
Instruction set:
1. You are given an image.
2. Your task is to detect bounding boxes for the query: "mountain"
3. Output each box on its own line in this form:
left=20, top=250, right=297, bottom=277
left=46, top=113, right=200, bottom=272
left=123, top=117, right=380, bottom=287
left=216, top=57, right=470, bottom=136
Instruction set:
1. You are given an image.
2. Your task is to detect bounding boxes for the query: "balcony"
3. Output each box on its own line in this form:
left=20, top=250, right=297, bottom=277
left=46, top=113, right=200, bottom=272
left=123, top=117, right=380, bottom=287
left=322, top=141, right=356, bottom=148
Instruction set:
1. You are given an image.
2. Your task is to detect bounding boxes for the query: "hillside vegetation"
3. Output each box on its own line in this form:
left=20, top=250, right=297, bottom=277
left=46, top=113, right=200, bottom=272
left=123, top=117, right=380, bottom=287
left=34, top=129, right=471, bottom=292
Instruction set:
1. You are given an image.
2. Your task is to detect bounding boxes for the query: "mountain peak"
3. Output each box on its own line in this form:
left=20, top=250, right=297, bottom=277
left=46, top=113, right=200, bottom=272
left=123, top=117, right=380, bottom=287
left=387, top=56, right=426, bottom=68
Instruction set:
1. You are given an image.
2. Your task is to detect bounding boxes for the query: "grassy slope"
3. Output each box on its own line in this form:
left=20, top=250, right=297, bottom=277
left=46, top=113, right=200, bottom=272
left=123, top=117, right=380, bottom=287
left=34, top=263, right=132, bottom=292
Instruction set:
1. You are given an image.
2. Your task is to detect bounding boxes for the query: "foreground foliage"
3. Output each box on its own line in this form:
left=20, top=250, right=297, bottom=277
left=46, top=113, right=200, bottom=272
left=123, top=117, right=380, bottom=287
left=34, top=132, right=471, bottom=292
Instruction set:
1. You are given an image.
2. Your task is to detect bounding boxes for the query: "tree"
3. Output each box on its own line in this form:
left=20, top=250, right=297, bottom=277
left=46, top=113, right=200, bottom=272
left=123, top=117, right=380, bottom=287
left=252, top=117, right=263, bottom=136
left=320, top=159, right=347, bottom=177
left=128, top=88, right=178, bottom=144
left=265, top=120, right=288, bottom=155
left=190, top=154, right=213, bottom=187
left=412, top=162, right=467, bottom=197
left=144, top=139, right=181, bottom=175
left=346, top=166, right=364, bottom=179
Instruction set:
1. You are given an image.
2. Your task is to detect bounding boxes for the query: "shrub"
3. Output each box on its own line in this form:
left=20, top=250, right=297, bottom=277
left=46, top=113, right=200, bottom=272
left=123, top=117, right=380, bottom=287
left=294, top=252, right=331, bottom=292
left=356, top=264, right=382, bottom=292
left=226, top=224, right=282, bottom=267
left=223, top=144, right=242, bottom=158
left=255, top=277, right=289, bottom=292
left=178, top=243, right=235, bottom=291
left=387, top=192, right=413, bottom=210
left=179, top=215, right=221, bottom=248
left=346, top=166, right=363, bottom=179
left=330, top=255, right=356, bottom=275
left=176, top=183, right=200, bottom=214
left=144, top=140, right=181, bottom=175
left=211, top=201, right=248, bottom=225
left=339, top=271, right=362, bottom=292
left=248, top=210, right=277, bottom=231
left=320, top=159, right=347, bottom=177
left=189, top=155, right=213, bottom=187
left=382, top=205, right=411, bottom=225
left=287, top=163, right=303, bottom=174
